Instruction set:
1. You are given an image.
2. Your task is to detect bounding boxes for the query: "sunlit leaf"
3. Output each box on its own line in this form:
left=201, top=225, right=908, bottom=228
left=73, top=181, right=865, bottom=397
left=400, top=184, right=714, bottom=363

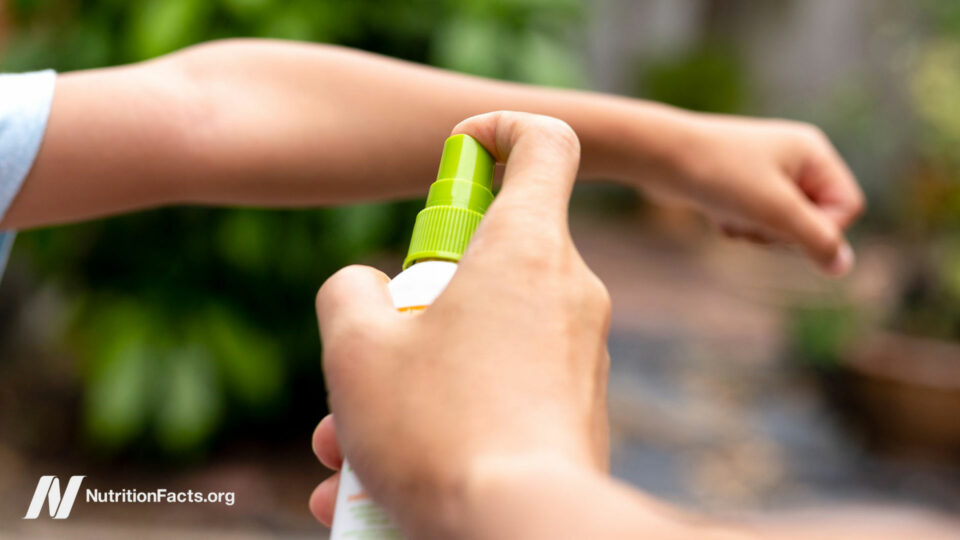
left=128, top=0, right=211, bottom=60
left=202, top=306, right=283, bottom=411
left=513, top=31, right=582, bottom=88
left=154, top=346, right=223, bottom=453
left=431, top=16, right=504, bottom=78
left=217, top=210, right=274, bottom=274
left=82, top=303, right=155, bottom=451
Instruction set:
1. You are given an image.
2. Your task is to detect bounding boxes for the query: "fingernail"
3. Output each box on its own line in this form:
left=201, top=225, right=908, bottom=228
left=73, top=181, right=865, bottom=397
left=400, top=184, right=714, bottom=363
left=826, top=241, right=855, bottom=276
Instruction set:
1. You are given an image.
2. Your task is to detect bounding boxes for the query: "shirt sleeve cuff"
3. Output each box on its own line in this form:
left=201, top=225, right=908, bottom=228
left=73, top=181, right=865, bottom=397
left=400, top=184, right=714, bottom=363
left=0, top=69, right=57, bottom=225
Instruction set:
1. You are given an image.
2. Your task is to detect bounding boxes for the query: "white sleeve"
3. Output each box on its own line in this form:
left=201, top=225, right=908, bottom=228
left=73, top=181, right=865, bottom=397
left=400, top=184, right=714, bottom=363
left=0, top=69, right=57, bottom=282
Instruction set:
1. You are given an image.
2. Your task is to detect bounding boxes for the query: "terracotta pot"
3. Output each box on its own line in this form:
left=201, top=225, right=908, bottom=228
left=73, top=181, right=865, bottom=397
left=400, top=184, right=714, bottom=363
left=824, top=331, right=960, bottom=460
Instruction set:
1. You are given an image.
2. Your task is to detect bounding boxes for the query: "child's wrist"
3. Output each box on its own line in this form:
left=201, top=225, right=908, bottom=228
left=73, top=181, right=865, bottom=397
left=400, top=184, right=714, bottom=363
left=601, top=102, right=711, bottom=191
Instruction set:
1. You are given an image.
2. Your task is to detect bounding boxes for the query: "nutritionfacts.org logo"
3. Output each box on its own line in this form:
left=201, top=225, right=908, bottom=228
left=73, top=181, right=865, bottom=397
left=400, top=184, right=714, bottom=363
left=23, top=475, right=236, bottom=519
left=23, top=475, right=86, bottom=519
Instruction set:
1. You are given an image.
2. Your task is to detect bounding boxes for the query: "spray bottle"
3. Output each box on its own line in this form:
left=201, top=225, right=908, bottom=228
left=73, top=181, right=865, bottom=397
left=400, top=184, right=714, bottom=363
left=329, top=134, right=495, bottom=539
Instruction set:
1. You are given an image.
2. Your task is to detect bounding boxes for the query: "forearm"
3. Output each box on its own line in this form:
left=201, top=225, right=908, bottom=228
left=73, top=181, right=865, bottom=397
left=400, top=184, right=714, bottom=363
left=2, top=38, right=695, bottom=229
left=409, top=455, right=753, bottom=540
left=435, top=457, right=942, bottom=540
left=167, top=39, right=694, bottom=204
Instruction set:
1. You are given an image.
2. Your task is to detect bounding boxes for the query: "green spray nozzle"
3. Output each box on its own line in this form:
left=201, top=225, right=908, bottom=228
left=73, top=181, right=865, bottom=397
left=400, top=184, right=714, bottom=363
left=403, top=134, right=495, bottom=269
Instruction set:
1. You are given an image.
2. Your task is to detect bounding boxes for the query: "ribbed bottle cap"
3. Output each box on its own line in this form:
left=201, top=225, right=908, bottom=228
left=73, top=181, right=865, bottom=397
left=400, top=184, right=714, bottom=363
left=403, top=134, right=495, bottom=269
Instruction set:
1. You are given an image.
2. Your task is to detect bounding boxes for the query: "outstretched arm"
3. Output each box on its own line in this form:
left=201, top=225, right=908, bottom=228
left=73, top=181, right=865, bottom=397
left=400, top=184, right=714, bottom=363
left=3, top=38, right=863, bottom=273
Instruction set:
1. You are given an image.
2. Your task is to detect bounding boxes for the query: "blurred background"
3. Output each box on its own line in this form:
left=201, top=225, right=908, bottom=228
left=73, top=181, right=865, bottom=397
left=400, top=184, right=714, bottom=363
left=1, top=0, right=959, bottom=537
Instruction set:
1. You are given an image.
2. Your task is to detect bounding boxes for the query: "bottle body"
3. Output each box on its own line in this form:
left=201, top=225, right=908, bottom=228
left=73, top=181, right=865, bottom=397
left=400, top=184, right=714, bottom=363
left=329, top=260, right=458, bottom=540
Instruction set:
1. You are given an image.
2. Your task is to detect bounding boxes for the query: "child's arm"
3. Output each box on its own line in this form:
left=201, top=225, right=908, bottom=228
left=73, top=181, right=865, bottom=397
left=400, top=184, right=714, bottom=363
left=1, top=38, right=863, bottom=273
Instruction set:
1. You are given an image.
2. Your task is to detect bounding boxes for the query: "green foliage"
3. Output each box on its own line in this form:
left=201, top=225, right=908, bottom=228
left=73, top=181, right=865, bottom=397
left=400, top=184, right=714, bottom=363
left=2, top=0, right=584, bottom=457
left=911, top=38, right=960, bottom=173
left=637, top=43, right=746, bottom=114
left=788, top=303, right=860, bottom=369
left=128, top=0, right=213, bottom=60
left=887, top=2, right=960, bottom=342
left=430, top=0, right=583, bottom=87
left=882, top=240, right=960, bottom=342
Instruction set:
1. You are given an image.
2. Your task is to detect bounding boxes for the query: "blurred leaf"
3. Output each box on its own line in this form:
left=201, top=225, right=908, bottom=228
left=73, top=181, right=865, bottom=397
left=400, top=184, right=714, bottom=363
left=431, top=15, right=504, bottom=77
left=911, top=39, right=960, bottom=170
left=0, top=30, right=58, bottom=71
left=217, top=210, right=274, bottom=274
left=220, top=0, right=272, bottom=20
left=7, top=0, right=56, bottom=19
left=82, top=302, right=155, bottom=451
left=788, top=304, right=859, bottom=369
left=321, top=204, right=393, bottom=261
left=639, top=44, right=746, bottom=114
left=260, top=7, right=316, bottom=41
left=128, top=0, right=211, bottom=60
left=943, top=242, right=960, bottom=301
left=154, top=346, right=223, bottom=453
left=62, top=19, right=113, bottom=69
left=257, top=0, right=348, bottom=42
left=513, top=31, right=582, bottom=87
left=203, top=306, right=283, bottom=411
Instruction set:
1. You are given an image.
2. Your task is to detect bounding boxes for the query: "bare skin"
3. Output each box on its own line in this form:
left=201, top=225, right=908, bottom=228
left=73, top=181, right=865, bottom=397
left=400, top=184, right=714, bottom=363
left=2, top=38, right=862, bottom=274
left=311, top=113, right=950, bottom=540
left=314, top=111, right=746, bottom=539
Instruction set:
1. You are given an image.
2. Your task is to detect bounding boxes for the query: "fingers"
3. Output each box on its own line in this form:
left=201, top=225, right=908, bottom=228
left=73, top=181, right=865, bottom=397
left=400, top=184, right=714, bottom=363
left=797, top=132, right=866, bottom=229
left=769, top=183, right=855, bottom=276
left=452, top=111, right=580, bottom=232
left=316, top=264, right=394, bottom=344
left=312, top=414, right=343, bottom=471
left=309, top=472, right=340, bottom=527
left=313, top=270, right=389, bottom=529
left=311, top=415, right=342, bottom=526
left=718, top=222, right=777, bottom=245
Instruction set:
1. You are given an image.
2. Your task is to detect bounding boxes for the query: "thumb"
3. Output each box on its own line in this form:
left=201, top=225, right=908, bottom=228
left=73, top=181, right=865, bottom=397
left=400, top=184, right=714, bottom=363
left=775, top=188, right=855, bottom=276
left=452, top=111, right=580, bottom=233
left=316, top=265, right=395, bottom=346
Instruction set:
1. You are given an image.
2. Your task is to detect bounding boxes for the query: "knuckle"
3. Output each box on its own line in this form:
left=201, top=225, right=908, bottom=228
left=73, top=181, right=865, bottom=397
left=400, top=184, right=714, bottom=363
left=476, top=111, right=581, bottom=164
left=817, top=226, right=843, bottom=256
left=774, top=119, right=828, bottom=147
left=755, top=186, right=796, bottom=226
left=795, top=122, right=829, bottom=147
left=509, top=113, right=580, bottom=155
left=852, top=193, right=867, bottom=218
left=534, top=116, right=581, bottom=155
left=582, top=271, right=612, bottom=320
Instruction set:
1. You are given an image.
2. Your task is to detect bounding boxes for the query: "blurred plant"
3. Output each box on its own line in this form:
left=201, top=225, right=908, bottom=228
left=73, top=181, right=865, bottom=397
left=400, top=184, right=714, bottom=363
left=787, top=2, right=960, bottom=366
left=787, top=302, right=860, bottom=370
left=1, top=0, right=584, bottom=457
left=884, top=8, right=960, bottom=343
left=635, top=42, right=747, bottom=114
left=911, top=38, right=960, bottom=180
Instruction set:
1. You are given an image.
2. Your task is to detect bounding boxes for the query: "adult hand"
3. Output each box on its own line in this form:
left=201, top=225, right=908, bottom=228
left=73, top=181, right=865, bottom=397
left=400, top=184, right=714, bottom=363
left=311, top=111, right=611, bottom=537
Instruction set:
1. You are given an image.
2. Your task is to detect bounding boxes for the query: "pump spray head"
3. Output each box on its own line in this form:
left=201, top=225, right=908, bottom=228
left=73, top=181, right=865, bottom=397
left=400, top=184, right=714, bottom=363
left=403, top=134, right=495, bottom=269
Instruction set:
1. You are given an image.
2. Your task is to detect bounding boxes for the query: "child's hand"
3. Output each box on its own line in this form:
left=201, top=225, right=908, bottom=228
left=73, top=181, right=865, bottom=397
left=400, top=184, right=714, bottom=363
left=643, top=114, right=864, bottom=276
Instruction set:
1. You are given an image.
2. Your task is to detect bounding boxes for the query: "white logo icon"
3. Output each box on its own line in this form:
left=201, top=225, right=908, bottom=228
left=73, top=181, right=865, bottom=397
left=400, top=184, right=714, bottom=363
left=23, top=475, right=86, bottom=519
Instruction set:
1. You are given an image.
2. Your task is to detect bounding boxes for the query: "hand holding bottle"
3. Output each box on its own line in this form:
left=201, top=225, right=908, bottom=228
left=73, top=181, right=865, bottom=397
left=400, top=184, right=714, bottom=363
left=312, top=111, right=612, bottom=538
